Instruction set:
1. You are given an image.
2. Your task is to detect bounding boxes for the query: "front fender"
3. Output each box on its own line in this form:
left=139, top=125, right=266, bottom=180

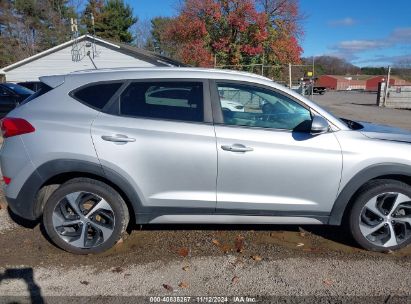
left=329, top=163, right=411, bottom=225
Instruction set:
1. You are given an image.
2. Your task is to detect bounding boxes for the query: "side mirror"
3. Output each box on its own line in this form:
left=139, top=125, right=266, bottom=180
left=311, top=115, right=329, bottom=134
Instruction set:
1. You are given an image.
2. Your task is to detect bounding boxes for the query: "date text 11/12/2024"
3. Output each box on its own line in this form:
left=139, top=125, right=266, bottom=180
left=149, top=296, right=257, bottom=303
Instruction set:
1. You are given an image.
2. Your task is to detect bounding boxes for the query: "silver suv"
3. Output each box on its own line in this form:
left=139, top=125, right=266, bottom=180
left=1, top=68, right=411, bottom=254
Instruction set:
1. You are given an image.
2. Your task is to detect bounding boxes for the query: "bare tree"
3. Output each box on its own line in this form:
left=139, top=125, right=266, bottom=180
left=133, top=19, right=151, bottom=49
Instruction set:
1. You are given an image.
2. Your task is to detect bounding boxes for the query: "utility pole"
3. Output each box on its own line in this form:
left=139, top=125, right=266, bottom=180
left=312, top=56, right=315, bottom=78
left=383, top=66, right=391, bottom=107
left=288, top=63, right=292, bottom=88
left=311, top=56, right=316, bottom=98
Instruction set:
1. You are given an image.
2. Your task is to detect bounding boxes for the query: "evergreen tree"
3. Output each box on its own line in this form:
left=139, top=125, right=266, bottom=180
left=82, top=0, right=105, bottom=35
left=84, top=0, right=137, bottom=43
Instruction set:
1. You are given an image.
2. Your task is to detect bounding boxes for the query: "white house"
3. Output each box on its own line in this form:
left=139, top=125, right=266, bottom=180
left=1, top=35, right=184, bottom=82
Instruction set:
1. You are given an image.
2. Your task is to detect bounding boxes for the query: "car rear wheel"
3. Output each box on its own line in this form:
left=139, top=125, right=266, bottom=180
left=43, top=178, right=129, bottom=254
left=349, top=179, right=411, bottom=252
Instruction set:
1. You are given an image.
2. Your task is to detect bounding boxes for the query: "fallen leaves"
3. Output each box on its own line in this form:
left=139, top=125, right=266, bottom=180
left=80, top=281, right=89, bottom=285
left=177, top=247, right=190, bottom=258
left=178, top=281, right=189, bottom=289
left=163, top=284, right=173, bottom=292
left=212, top=239, right=220, bottom=246
left=220, top=244, right=231, bottom=254
left=231, top=276, right=240, bottom=284
left=212, top=235, right=246, bottom=254
left=251, top=255, right=262, bottom=261
left=112, top=267, right=124, bottom=273
left=182, top=265, right=190, bottom=272
left=211, top=238, right=230, bottom=254
left=303, top=247, right=323, bottom=253
left=323, top=278, right=333, bottom=286
left=234, top=235, right=245, bottom=253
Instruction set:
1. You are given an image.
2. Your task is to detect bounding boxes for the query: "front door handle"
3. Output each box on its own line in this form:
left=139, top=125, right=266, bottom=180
left=221, top=144, right=254, bottom=152
left=101, top=134, right=136, bottom=143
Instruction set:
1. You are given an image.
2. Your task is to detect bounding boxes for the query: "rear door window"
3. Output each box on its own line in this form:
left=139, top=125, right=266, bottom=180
left=72, top=82, right=123, bottom=110
left=119, top=82, right=204, bottom=122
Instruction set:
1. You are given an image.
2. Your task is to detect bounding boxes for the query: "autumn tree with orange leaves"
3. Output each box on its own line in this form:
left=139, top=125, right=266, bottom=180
left=160, top=0, right=303, bottom=68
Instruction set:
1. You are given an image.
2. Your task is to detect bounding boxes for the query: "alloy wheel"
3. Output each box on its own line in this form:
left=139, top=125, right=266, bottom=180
left=359, top=192, right=411, bottom=248
left=52, top=191, right=115, bottom=249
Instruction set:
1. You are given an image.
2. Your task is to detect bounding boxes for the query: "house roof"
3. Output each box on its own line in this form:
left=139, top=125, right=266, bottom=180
left=1, top=34, right=186, bottom=72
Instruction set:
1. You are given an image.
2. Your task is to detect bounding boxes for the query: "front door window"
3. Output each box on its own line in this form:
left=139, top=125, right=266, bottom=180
left=217, top=83, right=312, bottom=131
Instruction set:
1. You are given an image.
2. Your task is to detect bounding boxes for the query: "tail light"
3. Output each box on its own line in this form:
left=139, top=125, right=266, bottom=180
left=1, top=118, right=35, bottom=138
left=3, top=176, right=11, bottom=185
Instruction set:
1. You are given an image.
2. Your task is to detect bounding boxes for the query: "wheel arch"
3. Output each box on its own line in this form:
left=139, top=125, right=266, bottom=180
left=329, top=163, right=411, bottom=225
left=25, top=159, right=140, bottom=222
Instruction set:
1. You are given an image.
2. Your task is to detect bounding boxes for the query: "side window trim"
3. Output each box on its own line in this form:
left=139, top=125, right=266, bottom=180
left=103, top=80, right=131, bottom=114
left=210, top=80, right=312, bottom=130
left=209, top=79, right=224, bottom=124
left=104, top=79, right=213, bottom=124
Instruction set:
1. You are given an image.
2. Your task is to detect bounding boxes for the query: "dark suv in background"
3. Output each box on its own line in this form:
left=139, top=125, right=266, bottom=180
left=0, top=83, right=33, bottom=118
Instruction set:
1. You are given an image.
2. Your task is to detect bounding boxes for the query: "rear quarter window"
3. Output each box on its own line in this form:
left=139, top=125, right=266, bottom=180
left=71, top=82, right=123, bottom=110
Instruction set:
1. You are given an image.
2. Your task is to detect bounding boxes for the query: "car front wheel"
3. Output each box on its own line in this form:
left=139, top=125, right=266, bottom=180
left=43, top=178, right=129, bottom=254
left=349, top=179, right=411, bottom=252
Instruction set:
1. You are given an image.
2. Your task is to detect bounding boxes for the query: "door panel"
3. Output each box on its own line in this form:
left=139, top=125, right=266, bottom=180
left=213, top=82, right=342, bottom=214
left=215, top=126, right=342, bottom=213
left=91, top=80, right=217, bottom=214
left=92, top=114, right=217, bottom=212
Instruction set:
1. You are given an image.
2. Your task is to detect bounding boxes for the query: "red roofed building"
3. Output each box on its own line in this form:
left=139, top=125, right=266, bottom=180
left=366, top=76, right=411, bottom=92
left=316, top=75, right=367, bottom=91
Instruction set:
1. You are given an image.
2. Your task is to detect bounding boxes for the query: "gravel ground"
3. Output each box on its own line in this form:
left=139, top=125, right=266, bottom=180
left=1, top=91, right=411, bottom=302
left=1, top=255, right=410, bottom=297
left=0, top=207, right=18, bottom=233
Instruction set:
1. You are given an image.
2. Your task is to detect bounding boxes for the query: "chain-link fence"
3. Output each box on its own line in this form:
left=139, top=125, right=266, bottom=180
left=215, top=63, right=315, bottom=89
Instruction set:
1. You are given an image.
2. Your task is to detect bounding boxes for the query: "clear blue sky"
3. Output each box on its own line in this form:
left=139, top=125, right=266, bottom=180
left=129, top=0, right=411, bottom=67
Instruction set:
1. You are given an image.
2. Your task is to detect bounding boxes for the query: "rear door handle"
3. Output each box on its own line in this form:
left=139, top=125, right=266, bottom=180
left=101, top=134, right=136, bottom=143
left=221, top=144, right=254, bottom=152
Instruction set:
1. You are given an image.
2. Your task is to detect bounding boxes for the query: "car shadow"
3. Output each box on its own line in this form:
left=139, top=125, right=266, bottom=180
left=6, top=205, right=359, bottom=251
left=0, top=267, right=44, bottom=304
left=137, top=223, right=359, bottom=249
left=7, top=207, right=38, bottom=229
left=350, top=102, right=378, bottom=107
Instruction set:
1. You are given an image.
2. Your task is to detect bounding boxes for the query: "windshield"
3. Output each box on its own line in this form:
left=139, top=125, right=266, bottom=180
left=3, top=83, right=34, bottom=95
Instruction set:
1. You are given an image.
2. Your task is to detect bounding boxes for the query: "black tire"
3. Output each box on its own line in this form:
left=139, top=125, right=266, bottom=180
left=348, top=179, right=411, bottom=252
left=43, top=178, right=129, bottom=254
